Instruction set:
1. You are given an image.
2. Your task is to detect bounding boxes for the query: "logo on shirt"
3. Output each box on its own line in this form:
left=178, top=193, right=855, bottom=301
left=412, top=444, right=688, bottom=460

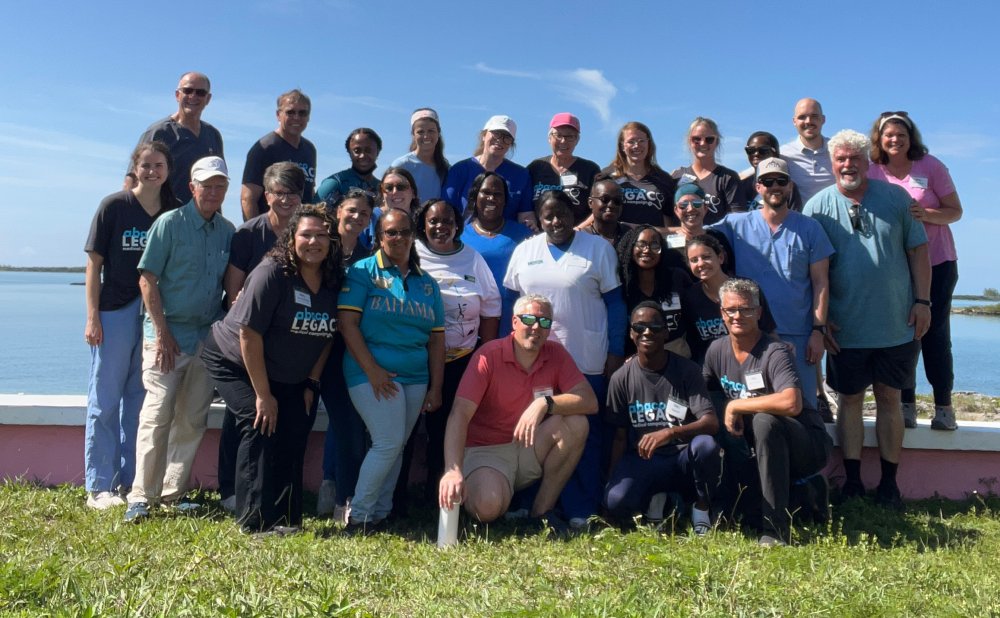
left=121, top=227, right=148, bottom=251
left=291, top=310, right=335, bottom=337
left=373, top=276, right=393, bottom=289
left=627, top=400, right=672, bottom=426
left=695, top=317, right=727, bottom=340
left=719, top=375, right=751, bottom=401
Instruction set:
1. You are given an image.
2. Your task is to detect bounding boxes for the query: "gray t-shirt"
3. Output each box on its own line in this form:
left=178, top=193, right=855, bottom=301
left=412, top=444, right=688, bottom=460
left=134, top=116, right=224, bottom=204
left=702, top=334, right=824, bottom=431
left=229, top=213, right=278, bottom=275
left=242, top=131, right=318, bottom=213
left=606, top=353, right=714, bottom=455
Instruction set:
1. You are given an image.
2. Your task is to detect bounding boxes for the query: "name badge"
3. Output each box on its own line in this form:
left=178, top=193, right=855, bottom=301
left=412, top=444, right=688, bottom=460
left=910, top=176, right=928, bottom=189
left=533, top=386, right=554, bottom=399
left=294, top=289, right=311, bottom=307
left=560, top=172, right=578, bottom=187
left=745, top=371, right=765, bottom=391
left=666, top=398, right=687, bottom=421
left=666, top=234, right=686, bottom=249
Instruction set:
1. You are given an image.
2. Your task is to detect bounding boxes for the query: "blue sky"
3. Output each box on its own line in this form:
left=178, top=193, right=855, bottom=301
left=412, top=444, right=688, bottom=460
left=1, top=1, right=998, bottom=294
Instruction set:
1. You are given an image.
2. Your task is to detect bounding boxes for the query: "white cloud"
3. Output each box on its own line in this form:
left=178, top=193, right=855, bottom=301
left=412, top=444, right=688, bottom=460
left=472, top=62, right=618, bottom=126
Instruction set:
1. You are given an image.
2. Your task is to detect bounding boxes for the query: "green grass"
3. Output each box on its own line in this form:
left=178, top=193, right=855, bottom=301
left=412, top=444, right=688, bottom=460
left=2, top=482, right=999, bottom=617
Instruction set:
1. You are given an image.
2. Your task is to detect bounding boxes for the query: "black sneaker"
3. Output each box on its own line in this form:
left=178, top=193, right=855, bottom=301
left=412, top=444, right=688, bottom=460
left=875, top=483, right=905, bottom=512
left=808, top=474, right=830, bottom=523
left=816, top=397, right=835, bottom=424
left=344, top=518, right=386, bottom=537
left=537, top=510, right=571, bottom=540
left=838, top=480, right=866, bottom=503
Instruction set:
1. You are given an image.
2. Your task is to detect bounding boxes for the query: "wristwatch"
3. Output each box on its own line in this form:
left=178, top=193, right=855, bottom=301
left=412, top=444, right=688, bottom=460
left=305, top=378, right=322, bottom=394
left=544, top=395, right=555, bottom=415
left=914, top=299, right=931, bottom=306
left=811, top=325, right=827, bottom=335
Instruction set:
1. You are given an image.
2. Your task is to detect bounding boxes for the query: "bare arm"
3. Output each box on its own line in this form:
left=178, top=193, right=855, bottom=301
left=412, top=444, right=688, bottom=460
left=139, top=270, right=179, bottom=373
left=84, top=252, right=104, bottom=346
left=806, top=257, right=830, bottom=365
left=223, top=265, right=247, bottom=309
left=337, top=309, right=398, bottom=400
left=438, top=396, right=477, bottom=509
left=423, top=331, right=446, bottom=412
left=910, top=192, right=962, bottom=226
left=241, top=183, right=264, bottom=222
left=637, top=412, right=719, bottom=460
left=724, top=387, right=801, bottom=437
left=513, top=379, right=598, bottom=447
left=906, top=242, right=932, bottom=340
left=478, top=317, right=500, bottom=344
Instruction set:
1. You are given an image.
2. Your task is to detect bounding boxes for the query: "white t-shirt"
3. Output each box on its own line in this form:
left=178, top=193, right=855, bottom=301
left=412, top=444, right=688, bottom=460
left=504, top=231, right=620, bottom=375
left=416, top=241, right=501, bottom=360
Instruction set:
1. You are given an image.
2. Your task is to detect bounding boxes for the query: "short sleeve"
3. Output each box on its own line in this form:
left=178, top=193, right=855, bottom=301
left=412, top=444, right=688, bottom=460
left=604, top=365, right=630, bottom=427
left=927, top=156, right=956, bottom=199
left=338, top=262, right=371, bottom=313
left=241, top=141, right=266, bottom=186
left=553, top=343, right=587, bottom=394
left=228, top=227, right=254, bottom=271
left=455, top=346, right=492, bottom=406
left=765, top=341, right=801, bottom=394
left=682, top=361, right=714, bottom=420
left=137, top=214, right=171, bottom=277
left=475, top=253, right=502, bottom=318
left=595, top=239, right=622, bottom=294
left=84, top=197, right=114, bottom=256
left=230, top=261, right=284, bottom=334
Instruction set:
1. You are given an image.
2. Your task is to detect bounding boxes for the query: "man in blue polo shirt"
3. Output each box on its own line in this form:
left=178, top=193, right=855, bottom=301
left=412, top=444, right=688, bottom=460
left=125, top=156, right=235, bottom=522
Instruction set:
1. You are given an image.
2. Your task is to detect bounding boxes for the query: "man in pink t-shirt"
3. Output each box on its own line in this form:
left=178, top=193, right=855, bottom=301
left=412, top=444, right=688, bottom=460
left=438, top=294, right=597, bottom=529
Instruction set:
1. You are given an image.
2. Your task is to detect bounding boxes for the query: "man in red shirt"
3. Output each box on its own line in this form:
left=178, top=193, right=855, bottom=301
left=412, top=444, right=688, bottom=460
left=438, top=294, right=597, bottom=528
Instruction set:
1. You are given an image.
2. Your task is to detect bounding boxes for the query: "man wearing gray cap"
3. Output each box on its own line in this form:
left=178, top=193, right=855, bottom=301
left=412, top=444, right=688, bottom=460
left=710, top=157, right=834, bottom=413
left=125, top=156, right=235, bottom=523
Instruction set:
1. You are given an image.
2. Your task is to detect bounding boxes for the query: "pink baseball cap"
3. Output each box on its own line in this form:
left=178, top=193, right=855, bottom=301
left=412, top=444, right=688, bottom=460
left=549, top=112, right=580, bottom=132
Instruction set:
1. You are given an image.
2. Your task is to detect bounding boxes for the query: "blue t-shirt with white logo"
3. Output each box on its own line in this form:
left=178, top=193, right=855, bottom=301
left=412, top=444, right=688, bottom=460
left=338, top=250, right=444, bottom=387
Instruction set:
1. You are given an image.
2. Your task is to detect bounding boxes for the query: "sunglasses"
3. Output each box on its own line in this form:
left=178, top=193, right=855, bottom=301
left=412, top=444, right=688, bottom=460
left=382, top=228, right=414, bottom=239
left=691, top=136, right=717, bottom=145
left=178, top=87, right=209, bottom=97
left=383, top=183, right=411, bottom=193
left=745, top=146, right=775, bottom=157
left=590, top=195, right=622, bottom=206
left=676, top=200, right=704, bottom=210
left=517, top=314, right=553, bottom=329
left=630, top=322, right=666, bottom=334
left=849, top=202, right=865, bottom=232
left=283, top=109, right=310, bottom=117
left=758, top=177, right=790, bottom=188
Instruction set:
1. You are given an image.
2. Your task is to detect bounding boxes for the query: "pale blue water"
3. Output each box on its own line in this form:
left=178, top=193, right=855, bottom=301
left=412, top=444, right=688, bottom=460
left=0, top=272, right=998, bottom=396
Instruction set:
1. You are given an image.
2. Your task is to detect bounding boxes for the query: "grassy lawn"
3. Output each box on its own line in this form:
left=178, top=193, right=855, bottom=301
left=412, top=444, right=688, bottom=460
left=1, top=482, right=998, bottom=617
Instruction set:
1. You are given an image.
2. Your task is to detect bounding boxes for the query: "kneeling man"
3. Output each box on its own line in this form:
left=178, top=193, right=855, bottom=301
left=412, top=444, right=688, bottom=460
left=702, top=278, right=832, bottom=546
left=438, top=294, right=597, bottom=527
left=604, top=301, right=720, bottom=534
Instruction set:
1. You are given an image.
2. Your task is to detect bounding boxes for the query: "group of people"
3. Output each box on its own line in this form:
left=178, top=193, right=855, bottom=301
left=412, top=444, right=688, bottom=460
left=83, top=71, right=963, bottom=546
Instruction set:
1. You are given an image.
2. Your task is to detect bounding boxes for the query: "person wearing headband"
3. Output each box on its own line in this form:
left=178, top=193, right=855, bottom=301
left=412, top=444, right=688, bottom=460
left=867, top=111, right=963, bottom=431
left=390, top=108, right=450, bottom=202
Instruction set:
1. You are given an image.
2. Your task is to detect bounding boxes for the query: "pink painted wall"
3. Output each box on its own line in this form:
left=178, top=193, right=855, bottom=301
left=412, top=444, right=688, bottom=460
left=2, top=424, right=996, bottom=500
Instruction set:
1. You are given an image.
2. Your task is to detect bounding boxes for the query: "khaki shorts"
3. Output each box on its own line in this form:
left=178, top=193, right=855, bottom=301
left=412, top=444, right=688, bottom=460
left=463, top=442, right=542, bottom=492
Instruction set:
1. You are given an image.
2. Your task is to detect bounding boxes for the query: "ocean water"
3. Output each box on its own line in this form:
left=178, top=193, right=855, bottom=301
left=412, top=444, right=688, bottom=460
left=1, top=271, right=999, bottom=396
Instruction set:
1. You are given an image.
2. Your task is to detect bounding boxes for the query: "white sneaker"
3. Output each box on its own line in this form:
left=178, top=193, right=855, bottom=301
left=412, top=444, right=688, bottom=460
left=87, top=491, right=125, bottom=510
left=931, top=405, right=958, bottom=431
left=333, top=499, right=351, bottom=525
left=902, top=402, right=917, bottom=428
left=691, top=505, right=711, bottom=536
left=317, top=479, right=337, bottom=516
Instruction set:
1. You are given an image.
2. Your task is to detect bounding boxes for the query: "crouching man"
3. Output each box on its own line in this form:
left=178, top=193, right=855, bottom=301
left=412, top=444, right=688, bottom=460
left=702, top=278, right=832, bottom=546
left=604, top=301, right=720, bottom=534
left=438, top=294, right=597, bottom=531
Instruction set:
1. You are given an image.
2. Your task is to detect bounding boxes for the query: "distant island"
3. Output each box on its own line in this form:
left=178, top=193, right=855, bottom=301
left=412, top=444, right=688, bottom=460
left=0, top=265, right=84, bottom=273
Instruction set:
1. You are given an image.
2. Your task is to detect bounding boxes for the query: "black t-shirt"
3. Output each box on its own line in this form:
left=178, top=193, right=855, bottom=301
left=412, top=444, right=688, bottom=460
left=671, top=165, right=746, bottom=226
left=84, top=191, right=160, bottom=311
left=623, top=266, right=691, bottom=356
left=661, top=229, right=736, bottom=279
left=681, top=283, right=777, bottom=364
left=242, top=132, right=318, bottom=213
left=606, top=353, right=714, bottom=455
left=603, top=166, right=678, bottom=227
left=528, top=156, right=601, bottom=225
left=702, top=333, right=824, bottom=431
left=229, top=213, right=278, bottom=274
left=212, top=258, right=337, bottom=384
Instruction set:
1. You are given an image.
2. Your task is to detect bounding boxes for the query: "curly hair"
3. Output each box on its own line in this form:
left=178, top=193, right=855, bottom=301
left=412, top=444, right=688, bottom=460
left=413, top=199, right=464, bottom=244
left=869, top=112, right=929, bottom=164
left=266, top=203, right=343, bottom=290
left=465, top=171, right=510, bottom=222
left=615, top=224, right=675, bottom=299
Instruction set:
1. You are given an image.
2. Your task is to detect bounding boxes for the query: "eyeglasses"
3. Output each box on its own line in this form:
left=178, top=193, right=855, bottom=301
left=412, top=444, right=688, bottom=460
left=517, top=314, right=553, bottom=329
left=624, top=138, right=648, bottom=147
left=879, top=110, right=910, bottom=118
left=178, top=87, right=209, bottom=97
left=758, top=177, right=790, bottom=188
left=745, top=146, right=775, bottom=157
left=721, top=306, right=759, bottom=318
left=268, top=189, right=302, bottom=200
left=589, top=195, right=622, bottom=206
left=283, top=109, right=310, bottom=117
left=382, top=228, right=414, bottom=239
left=383, top=183, right=411, bottom=193
left=690, top=136, right=717, bottom=145
left=634, top=241, right=662, bottom=254
left=490, top=131, right=514, bottom=145
left=630, top=322, right=666, bottom=334
left=676, top=200, right=704, bottom=210
left=550, top=132, right=579, bottom=142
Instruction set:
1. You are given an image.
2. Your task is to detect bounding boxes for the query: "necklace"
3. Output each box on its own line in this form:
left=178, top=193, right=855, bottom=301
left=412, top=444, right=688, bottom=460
left=473, top=219, right=504, bottom=237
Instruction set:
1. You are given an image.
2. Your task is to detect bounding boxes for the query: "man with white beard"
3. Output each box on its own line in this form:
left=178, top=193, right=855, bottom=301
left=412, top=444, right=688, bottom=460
left=802, top=130, right=930, bottom=510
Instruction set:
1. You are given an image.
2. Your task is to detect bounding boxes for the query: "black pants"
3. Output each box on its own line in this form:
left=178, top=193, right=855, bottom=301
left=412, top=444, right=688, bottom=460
left=748, top=413, right=831, bottom=539
left=902, top=260, right=958, bottom=406
left=394, top=353, right=472, bottom=510
left=202, top=344, right=317, bottom=532
left=217, top=407, right=238, bottom=499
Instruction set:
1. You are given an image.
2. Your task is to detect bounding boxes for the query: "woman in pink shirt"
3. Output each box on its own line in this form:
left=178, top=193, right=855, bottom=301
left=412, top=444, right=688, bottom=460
left=868, top=111, right=963, bottom=431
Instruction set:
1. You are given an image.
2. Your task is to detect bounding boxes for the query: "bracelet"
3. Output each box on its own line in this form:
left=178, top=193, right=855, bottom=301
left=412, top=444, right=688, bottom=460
left=914, top=299, right=931, bottom=306
left=305, top=378, right=322, bottom=394
left=811, top=324, right=827, bottom=335
left=544, top=395, right=555, bottom=415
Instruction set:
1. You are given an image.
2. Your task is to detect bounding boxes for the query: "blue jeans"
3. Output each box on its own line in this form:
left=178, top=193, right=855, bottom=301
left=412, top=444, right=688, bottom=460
left=85, top=296, right=145, bottom=492
left=348, top=382, right=426, bottom=522
left=779, top=333, right=817, bottom=410
left=320, top=344, right=368, bottom=507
